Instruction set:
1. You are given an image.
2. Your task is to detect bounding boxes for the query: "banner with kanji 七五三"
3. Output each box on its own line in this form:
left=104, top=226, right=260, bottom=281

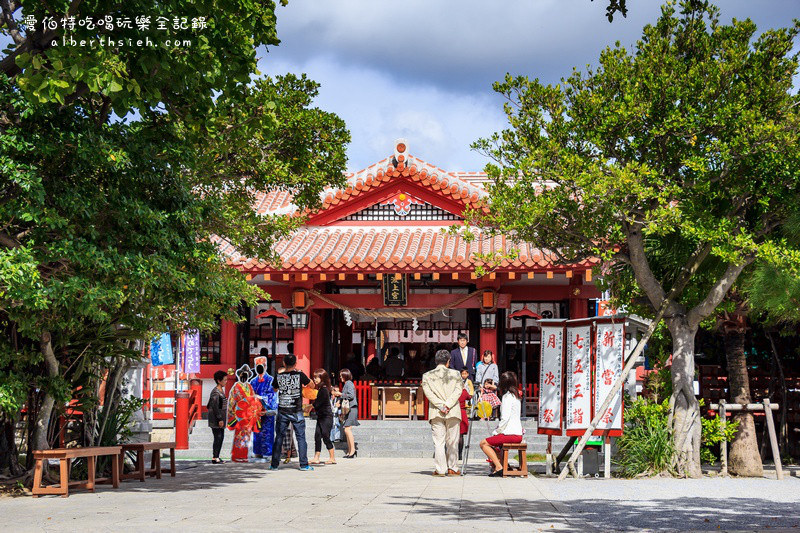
left=565, top=320, right=592, bottom=436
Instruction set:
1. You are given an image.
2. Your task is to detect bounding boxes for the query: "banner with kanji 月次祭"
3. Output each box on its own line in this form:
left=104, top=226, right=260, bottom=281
left=538, top=321, right=566, bottom=435
left=593, top=320, right=625, bottom=435
left=565, top=321, right=592, bottom=436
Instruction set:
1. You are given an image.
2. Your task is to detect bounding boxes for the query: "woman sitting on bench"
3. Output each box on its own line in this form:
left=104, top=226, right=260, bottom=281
left=479, top=371, right=523, bottom=477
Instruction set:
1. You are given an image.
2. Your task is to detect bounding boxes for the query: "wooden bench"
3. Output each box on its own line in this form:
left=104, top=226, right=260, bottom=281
left=119, top=441, right=176, bottom=481
left=501, top=442, right=528, bottom=477
left=32, top=446, right=121, bottom=498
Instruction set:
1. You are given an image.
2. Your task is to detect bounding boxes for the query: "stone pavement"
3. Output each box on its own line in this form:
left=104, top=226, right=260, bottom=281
left=2, top=459, right=799, bottom=532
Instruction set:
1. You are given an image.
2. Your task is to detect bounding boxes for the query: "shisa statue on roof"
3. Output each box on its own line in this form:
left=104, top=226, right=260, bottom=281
left=227, top=364, right=263, bottom=463
left=250, top=356, right=278, bottom=460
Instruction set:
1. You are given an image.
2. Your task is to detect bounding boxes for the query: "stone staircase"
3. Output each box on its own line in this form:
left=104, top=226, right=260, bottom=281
left=175, top=418, right=572, bottom=460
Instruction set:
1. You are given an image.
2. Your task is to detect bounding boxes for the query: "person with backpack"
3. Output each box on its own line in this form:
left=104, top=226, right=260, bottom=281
left=270, top=354, right=315, bottom=471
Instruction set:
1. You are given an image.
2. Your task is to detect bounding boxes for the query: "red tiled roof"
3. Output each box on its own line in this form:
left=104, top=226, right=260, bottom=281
left=217, top=227, right=597, bottom=273
left=313, top=154, right=489, bottom=216
left=250, top=153, right=490, bottom=218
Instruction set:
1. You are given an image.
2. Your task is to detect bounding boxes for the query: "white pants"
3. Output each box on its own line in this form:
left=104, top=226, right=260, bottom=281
left=430, top=417, right=460, bottom=474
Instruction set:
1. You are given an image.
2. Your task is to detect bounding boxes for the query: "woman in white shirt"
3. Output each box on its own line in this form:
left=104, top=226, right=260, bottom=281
left=479, top=371, right=523, bottom=476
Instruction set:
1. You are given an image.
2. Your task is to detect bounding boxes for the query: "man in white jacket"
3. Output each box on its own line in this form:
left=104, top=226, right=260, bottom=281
left=421, top=349, right=464, bottom=476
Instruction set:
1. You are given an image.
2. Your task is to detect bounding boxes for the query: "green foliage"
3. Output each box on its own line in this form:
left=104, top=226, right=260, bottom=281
left=0, top=0, right=350, bottom=463
left=468, top=0, right=800, bottom=474
left=744, top=213, right=800, bottom=328
left=97, top=396, right=145, bottom=447
left=641, top=331, right=674, bottom=403
left=615, top=396, right=675, bottom=477
left=700, top=410, right=739, bottom=464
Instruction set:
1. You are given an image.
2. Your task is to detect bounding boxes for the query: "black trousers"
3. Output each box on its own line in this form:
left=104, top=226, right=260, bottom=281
left=315, top=414, right=334, bottom=453
left=211, top=427, right=224, bottom=458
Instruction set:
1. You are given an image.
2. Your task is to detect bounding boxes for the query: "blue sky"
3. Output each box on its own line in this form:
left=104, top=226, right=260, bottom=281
left=255, top=0, right=799, bottom=171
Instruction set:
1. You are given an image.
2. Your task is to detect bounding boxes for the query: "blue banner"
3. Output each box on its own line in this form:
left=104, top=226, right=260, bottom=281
left=150, top=332, right=174, bottom=366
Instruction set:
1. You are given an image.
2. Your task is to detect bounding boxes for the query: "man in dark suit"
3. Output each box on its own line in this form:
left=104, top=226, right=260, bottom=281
left=449, top=333, right=477, bottom=381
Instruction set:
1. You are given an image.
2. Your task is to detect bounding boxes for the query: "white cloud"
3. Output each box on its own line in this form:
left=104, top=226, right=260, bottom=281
left=258, top=0, right=799, bottom=172
left=258, top=54, right=508, bottom=171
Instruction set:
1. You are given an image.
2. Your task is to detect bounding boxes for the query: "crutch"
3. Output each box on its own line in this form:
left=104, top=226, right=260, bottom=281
left=461, top=392, right=490, bottom=475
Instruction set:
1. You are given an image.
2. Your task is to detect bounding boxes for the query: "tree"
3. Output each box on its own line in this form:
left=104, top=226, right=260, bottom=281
left=1, top=0, right=349, bottom=475
left=716, top=290, right=763, bottom=477
left=470, top=1, right=800, bottom=477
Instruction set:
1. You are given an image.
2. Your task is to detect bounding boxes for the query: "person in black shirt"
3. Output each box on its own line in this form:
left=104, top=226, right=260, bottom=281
left=310, top=368, right=336, bottom=465
left=270, top=354, right=315, bottom=470
left=207, top=370, right=229, bottom=464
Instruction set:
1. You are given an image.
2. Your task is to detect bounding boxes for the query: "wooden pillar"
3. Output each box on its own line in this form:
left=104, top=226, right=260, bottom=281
left=293, top=320, right=312, bottom=377
left=220, top=320, right=238, bottom=368
left=309, top=311, right=324, bottom=374
left=480, top=326, right=497, bottom=362
left=568, top=277, right=588, bottom=319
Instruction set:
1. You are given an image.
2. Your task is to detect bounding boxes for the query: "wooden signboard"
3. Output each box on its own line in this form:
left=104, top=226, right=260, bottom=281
left=382, top=274, right=407, bottom=306
left=593, top=319, right=625, bottom=436
left=538, top=320, right=566, bottom=435
left=565, top=320, right=592, bottom=436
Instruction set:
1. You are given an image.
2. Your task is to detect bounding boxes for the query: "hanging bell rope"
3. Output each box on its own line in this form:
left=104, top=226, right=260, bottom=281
left=305, top=288, right=489, bottom=320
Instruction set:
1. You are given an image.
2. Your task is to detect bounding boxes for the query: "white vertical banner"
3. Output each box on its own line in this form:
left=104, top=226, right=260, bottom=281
left=538, top=322, right=565, bottom=435
left=565, top=322, right=592, bottom=435
left=593, top=321, right=625, bottom=434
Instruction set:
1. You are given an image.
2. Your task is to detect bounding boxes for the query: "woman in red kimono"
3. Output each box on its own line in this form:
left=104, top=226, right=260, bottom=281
left=227, top=365, right=263, bottom=463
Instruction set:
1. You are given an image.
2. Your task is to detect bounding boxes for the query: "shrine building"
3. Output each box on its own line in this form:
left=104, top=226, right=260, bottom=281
left=200, top=140, right=602, bottom=404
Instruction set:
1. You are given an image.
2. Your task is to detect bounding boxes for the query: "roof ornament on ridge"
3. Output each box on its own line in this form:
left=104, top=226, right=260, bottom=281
left=392, top=138, right=408, bottom=169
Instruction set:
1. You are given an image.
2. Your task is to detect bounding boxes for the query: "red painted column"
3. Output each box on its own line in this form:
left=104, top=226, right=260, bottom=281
left=175, top=392, right=190, bottom=450
left=220, top=319, right=237, bottom=368
left=309, top=311, right=324, bottom=373
left=480, top=328, right=497, bottom=362
left=568, top=277, right=589, bottom=319
left=293, top=321, right=312, bottom=377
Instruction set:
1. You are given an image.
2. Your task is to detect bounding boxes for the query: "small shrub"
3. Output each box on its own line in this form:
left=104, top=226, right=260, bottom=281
left=700, top=410, right=739, bottom=465
left=614, top=396, right=675, bottom=477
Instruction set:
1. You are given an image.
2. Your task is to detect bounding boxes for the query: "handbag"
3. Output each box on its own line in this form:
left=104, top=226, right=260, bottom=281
left=340, top=398, right=351, bottom=420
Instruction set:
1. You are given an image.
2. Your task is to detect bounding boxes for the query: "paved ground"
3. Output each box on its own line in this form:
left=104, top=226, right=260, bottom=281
left=2, top=459, right=799, bottom=532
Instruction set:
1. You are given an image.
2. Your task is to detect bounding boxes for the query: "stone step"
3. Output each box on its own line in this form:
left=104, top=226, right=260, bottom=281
left=177, top=420, right=572, bottom=460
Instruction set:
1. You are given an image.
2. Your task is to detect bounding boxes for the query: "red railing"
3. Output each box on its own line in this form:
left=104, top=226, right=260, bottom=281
left=142, top=389, right=176, bottom=420
left=353, top=379, right=428, bottom=420
left=188, top=379, right=202, bottom=430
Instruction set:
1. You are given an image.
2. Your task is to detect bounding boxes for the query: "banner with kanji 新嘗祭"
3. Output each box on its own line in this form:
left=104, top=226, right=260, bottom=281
left=538, top=321, right=566, bottom=435
left=593, top=320, right=625, bottom=435
left=565, top=320, right=592, bottom=436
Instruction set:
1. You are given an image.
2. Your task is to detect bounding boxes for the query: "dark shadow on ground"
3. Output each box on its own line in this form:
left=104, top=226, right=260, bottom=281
left=387, top=495, right=582, bottom=530
left=388, top=494, right=800, bottom=531
left=99, top=461, right=287, bottom=494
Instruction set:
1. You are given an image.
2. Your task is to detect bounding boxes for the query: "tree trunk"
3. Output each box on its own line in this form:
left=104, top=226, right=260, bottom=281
left=668, top=317, right=702, bottom=478
left=33, top=331, right=59, bottom=451
left=722, top=318, right=763, bottom=477
left=0, top=417, right=24, bottom=477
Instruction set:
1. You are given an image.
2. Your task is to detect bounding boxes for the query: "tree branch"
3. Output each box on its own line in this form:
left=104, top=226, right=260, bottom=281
left=626, top=222, right=666, bottom=308
left=687, top=258, right=754, bottom=328
left=1, top=0, right=25, bottom=45
left=0, top=230, right=20, bottom=249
